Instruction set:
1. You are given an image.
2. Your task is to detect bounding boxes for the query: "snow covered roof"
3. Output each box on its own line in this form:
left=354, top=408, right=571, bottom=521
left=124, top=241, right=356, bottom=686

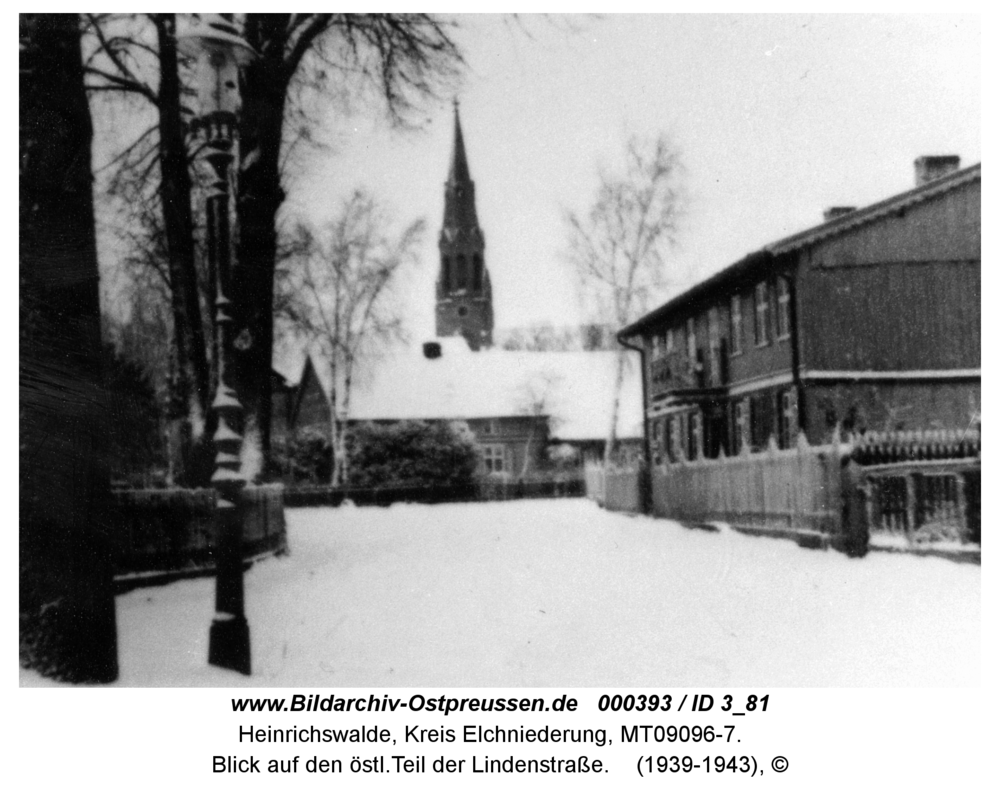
left=273, top=339, right=644, bottom=441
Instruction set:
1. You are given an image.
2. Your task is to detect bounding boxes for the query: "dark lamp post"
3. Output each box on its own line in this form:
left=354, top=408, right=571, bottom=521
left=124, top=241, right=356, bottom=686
left=178, top=13, right=255, bottom=676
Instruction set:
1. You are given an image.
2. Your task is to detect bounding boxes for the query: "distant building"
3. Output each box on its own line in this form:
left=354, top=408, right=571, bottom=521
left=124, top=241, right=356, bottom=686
left=619, top=156, right=981, bottom=464
left=436, top=102, right=494, bottom=351
left=272, top=339, right=643, bottom=477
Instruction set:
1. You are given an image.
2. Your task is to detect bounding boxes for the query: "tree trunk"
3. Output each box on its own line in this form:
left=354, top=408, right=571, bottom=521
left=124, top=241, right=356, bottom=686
left=20, top=13, right=118, bottom=683
left=604, top=346, right=627, bottom=471
left=153, top=13, right=214, bottom=485
left=234, top=24, right=289, bottom=481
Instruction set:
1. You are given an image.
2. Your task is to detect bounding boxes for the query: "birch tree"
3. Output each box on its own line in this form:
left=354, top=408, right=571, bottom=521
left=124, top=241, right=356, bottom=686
left=565, top=134, right=684, bottom=468
left=278, top=191, right=424, bottom=485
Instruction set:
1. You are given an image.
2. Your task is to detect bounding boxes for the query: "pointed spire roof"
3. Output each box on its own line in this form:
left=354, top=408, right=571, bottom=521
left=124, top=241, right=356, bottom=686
left=442, top=99, right=479, bottom=232
left=447, top=99, right=472, bottom=186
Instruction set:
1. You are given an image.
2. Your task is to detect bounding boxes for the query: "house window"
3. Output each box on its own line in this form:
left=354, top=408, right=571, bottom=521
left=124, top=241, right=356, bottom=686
left=689, top=411, right=703, bottom=461
left=665, top=328, right=675, bottom=353
left=778, top=388, right=799, bottom=449
left=708, top=307, right=720, bottom=385
left=776, top=277, right=791, bottom=340
left=481, top=418, right=499, bottom=436
left=665, top=416, right=675, bottom=463
left=651, top=334, right=662, bottom=360
left=733, top=398, right=749, bottom=454
left=672, top=414, right=686, bottom=461
left=481, top=443, right=507, bottom=474
left=729, top=294, right=743, bottom=355
left=754, top=282, right=770, bottom=347
left=686, top=318, right=696, bottom=368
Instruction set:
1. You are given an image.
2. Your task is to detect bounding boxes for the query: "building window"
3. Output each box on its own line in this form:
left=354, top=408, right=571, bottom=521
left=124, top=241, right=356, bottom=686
left=686, top=318, right=696, bottom=367
left=665, top=416, right=675, bottom=463
left=754, top=282, right=770, bottom=347
left=455, top=255, right=468, bottom=290
left=708, top=307, right=720, bottom=385
left=482, top=443, right=507, bottom=474
left=481, top=418, right=499, bottom=436
left=689, top=411, right=703, bottom=461
left=776, top=277, right=791, bottom=340
left=665, top=328, right=675, bottom=353
left=733, top=398, right=749, bottom=454
left=778, top=388, right=798, bottom=449
left=672, top=414, right=685, bottom=461
left=730, top=294, right=742, bottom=355
left=651, top=333, right=662, bottom=360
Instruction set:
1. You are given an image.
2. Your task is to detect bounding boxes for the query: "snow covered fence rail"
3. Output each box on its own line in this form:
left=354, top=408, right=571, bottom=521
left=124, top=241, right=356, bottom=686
left=283, top=477, right=584, bottom=508
left=110, top=484, right=286, bottom=586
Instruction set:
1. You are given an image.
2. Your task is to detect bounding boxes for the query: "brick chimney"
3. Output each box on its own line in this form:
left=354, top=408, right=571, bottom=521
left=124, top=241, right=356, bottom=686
left=823, top=206, right=856, bottom=222
left=914, top=155, right=960, bottom=186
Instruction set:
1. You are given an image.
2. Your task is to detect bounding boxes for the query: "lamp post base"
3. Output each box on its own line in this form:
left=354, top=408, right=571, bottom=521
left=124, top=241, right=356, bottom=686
left=208, top=613, right=251, bottom=675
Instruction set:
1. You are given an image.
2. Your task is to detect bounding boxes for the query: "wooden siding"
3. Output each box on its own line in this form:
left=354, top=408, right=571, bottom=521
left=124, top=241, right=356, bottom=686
left=808, top=181, right=979, bottom=266
left=798, top=260, right=980, bottom=372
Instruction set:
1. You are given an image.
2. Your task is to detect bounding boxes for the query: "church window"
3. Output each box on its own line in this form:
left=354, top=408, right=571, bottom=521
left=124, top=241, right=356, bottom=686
left=472, top=255, right=483, bottom=291
left=441, top=256, right=451, bottom=289
left=455, top=255, right=468, bottom=290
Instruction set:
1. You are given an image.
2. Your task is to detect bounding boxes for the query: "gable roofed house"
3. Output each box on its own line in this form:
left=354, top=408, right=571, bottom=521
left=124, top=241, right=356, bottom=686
left=272, top=338, right=644, bottom=477
left=618, top=156, right=980, bottom=466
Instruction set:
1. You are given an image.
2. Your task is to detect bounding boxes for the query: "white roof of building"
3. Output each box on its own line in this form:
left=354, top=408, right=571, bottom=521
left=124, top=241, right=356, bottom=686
left=273, top=338, right=644, bottom=441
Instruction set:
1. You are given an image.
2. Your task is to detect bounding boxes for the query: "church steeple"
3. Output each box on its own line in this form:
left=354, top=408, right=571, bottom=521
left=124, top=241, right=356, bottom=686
left=436, top=101, right=493, bottom=350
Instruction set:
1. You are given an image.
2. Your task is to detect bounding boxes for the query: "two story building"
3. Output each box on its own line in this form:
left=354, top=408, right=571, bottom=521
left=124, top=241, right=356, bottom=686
left=619, top=156, right=981, bottom=466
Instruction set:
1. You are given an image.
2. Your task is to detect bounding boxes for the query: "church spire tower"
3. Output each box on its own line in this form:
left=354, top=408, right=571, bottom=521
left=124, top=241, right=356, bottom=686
left=436, top=100, right=493, bottom=350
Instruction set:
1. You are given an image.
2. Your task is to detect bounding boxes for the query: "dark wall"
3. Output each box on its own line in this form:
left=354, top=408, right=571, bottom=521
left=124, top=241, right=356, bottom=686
left=801, top=380, right=981, bottom=443
left=798, top=180, right=980, bottom=373
left=798, top=260, right=980, bottom=372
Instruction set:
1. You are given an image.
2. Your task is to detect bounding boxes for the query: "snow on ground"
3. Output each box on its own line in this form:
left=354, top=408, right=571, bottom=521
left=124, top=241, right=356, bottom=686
left=23, top=499, right=979, bottom=687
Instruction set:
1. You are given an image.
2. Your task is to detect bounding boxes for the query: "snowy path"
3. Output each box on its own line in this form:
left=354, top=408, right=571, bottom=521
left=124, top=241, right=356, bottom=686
left=40, top=499, right=983, bottom=686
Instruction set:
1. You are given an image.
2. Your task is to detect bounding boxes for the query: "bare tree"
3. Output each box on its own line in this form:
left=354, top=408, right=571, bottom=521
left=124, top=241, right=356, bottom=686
left=515, top=369, right=563, bottom=479
left=278, top=190, right=424, bottom=485
left=232, top=14, right=464, bottom=481
left=565, top=133, right=684, bottom=467
left=83, top=13, right=213, bottom=484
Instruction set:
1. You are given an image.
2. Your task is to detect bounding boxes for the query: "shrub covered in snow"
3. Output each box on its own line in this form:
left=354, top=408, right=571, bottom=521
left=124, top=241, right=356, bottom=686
left=347, top=420, right=480, bottom=488
left=273, top=421, right=481, bottom=488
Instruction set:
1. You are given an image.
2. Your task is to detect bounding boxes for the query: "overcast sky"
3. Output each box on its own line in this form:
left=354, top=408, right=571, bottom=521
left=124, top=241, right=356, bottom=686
left=281, top=13, right=979, bottom=340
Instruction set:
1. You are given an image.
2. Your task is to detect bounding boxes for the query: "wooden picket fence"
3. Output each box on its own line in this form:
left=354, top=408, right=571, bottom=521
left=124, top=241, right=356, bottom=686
left=649, top=434, right=843, bottom=542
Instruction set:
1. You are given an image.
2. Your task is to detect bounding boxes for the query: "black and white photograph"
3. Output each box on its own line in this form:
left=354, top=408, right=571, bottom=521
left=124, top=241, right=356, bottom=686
left=20, top=8, right=980, bottom=704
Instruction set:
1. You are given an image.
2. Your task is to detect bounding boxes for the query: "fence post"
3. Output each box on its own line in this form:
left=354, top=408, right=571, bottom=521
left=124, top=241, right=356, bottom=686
left=838, top=460, right=869, bottom=557
left=905, top=473, right=917, bottom=540
left=954, top=474, right=968, bottom=543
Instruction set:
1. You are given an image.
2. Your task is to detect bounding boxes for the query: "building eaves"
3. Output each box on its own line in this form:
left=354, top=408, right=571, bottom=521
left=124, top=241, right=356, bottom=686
left=767, top=162, right=980, bottom=256
left=619, top=162, right=981, bottom=340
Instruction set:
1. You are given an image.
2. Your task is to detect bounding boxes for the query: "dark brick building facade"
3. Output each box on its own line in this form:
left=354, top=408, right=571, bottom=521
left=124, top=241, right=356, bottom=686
left=620, top=157, right=981, bottom=465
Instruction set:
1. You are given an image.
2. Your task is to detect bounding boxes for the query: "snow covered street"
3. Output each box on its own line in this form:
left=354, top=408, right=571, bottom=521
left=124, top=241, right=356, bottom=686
left=29, top=499, right=981, bottom=687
